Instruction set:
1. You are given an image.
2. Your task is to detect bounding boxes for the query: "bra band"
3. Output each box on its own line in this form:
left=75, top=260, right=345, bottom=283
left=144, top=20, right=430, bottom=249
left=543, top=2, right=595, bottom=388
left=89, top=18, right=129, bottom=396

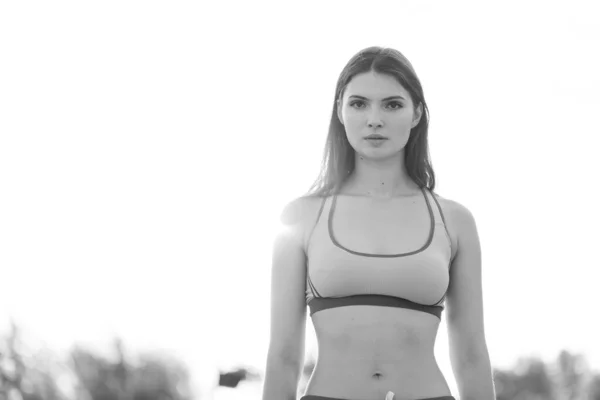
left=308, top=294, right=443, bottom=319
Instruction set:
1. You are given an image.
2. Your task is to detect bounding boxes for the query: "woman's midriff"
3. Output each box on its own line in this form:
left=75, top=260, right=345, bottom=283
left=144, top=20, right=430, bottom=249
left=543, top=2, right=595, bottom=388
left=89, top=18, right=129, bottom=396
left=304, top=306, right=452, bottom=400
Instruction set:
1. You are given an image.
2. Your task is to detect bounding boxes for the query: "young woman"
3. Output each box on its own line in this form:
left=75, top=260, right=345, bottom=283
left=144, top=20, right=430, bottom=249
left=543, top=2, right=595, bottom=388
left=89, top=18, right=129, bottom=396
left=262, top=46, right=495, bottom=400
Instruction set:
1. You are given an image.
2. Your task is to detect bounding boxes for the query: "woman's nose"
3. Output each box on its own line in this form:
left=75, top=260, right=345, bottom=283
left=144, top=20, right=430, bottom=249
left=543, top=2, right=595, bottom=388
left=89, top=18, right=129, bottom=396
left=367, top=111, right=384, bottom=128
left=368, top=120, right=383, bottom=128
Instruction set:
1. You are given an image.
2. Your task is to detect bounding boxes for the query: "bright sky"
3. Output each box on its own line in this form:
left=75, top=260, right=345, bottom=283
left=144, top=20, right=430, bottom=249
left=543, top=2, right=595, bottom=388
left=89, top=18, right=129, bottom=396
left=1, top=0, right=600, bottom=397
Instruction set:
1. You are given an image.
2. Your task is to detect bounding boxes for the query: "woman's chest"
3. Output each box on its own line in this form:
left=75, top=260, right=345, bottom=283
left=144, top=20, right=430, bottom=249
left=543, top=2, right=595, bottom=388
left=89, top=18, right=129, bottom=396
left=329, top=198, right=434, bottom=255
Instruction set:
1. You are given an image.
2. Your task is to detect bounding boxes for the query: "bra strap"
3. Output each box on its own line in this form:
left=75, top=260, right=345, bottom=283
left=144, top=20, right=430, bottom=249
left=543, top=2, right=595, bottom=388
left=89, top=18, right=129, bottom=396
left=305, top=195, right=328, bottom=254
left=427, top=188, right=454, bottom=263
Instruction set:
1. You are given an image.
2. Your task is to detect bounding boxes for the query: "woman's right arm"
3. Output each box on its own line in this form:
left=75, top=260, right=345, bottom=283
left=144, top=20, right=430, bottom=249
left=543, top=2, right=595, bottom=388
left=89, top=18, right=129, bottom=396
left=262, top=197, right=313, bottom=400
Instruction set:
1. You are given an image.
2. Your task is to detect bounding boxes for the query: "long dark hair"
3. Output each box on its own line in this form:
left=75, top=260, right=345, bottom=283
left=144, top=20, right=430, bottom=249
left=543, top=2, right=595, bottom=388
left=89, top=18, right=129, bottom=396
left=306, top=46, right=435, bottom=197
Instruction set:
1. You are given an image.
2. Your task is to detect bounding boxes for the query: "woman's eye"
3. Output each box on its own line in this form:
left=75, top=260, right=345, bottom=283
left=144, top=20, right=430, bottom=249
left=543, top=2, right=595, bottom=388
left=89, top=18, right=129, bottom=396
left=349, top=101, right=403, bottom=110
left=349, top=101, right=365, bottom=109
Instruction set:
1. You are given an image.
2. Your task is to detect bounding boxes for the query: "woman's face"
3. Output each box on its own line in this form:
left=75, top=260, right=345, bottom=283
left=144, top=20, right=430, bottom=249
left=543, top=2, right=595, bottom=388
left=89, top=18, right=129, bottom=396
left=337, top=71, right=422, bottom=161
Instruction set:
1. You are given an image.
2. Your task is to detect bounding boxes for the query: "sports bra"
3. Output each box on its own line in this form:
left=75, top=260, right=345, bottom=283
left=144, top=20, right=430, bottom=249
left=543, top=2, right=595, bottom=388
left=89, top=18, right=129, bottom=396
left=305, top=187, right=453, bottom=319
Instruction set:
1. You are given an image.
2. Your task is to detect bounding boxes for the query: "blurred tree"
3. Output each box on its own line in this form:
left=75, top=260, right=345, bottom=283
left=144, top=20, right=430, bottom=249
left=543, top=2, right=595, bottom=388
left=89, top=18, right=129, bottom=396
left=1, top=322, right=193, bottom=400
left=0, top=319, right=70, bottom=400
left=112, top=338, right=131, bottom=400
left=588, top=372, right=600, bottom=400
left=493, top=367, right=518, bottom=400
left=132, top=351, right=192, bottom=400
left=517, top=356, right=556, bottom=399
left=71, top=342, right=192, bottom=400
left=0, top=320, right=26, bottom=397
left=555, top=350, right=590, bottom=400
left=473, top=356, right=558, bottom=400
left=494, top=350, right=599, bottom=400
left=71, top=346, right=119, bottom=400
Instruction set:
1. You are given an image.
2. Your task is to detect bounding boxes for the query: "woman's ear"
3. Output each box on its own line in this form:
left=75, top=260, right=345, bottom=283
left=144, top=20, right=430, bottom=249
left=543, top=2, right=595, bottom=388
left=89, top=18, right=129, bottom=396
left=411, top=102, right=423, bottom=128
left=337, top=99, right=344, bottom=125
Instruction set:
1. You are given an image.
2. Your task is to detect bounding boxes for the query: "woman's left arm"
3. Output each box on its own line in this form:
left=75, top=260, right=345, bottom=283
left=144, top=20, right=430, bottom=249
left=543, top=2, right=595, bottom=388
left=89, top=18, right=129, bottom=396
left=445, top=201, right=496, bottom=400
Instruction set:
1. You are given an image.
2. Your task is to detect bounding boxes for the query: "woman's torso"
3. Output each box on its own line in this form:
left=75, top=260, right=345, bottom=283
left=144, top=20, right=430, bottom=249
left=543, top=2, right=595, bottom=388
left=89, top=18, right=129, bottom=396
left=301, top=187, right=456, bottom=400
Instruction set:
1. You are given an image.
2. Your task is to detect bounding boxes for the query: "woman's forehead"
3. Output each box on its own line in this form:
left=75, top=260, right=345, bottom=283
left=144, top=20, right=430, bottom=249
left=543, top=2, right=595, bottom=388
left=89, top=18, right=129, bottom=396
left=344, top=71, right=409, bottom=98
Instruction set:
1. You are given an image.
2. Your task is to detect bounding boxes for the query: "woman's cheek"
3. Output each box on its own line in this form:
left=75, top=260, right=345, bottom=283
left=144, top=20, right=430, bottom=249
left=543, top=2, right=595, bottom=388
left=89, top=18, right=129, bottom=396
left=344, top=113, right=363, bottom=129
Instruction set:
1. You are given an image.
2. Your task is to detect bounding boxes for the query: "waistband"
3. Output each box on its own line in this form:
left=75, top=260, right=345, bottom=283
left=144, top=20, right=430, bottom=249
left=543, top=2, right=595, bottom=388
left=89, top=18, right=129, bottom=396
left=300, top=395, right=456, bottom=400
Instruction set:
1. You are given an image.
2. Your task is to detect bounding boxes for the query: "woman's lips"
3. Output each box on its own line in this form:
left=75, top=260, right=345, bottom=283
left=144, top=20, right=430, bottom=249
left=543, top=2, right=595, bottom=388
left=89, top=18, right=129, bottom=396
left=365, top=138, right=388, bottom=146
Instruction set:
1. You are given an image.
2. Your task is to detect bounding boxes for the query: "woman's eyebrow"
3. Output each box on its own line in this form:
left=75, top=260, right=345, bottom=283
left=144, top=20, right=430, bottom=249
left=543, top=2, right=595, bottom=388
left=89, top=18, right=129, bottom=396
left=348, top=95, right=405, bottom=101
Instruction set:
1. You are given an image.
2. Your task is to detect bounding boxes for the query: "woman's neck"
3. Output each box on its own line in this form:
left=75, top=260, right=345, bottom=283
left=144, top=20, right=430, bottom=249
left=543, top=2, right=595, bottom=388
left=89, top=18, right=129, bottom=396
left=341, top=155, right=420, bottom=199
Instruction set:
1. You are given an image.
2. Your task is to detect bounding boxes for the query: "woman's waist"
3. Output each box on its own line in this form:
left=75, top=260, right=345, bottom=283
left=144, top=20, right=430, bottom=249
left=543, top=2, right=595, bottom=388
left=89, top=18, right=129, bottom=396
left=306, top=358, right=450, bottom=400
left=313, top=312, right=440, bottom=356
left=315, top=349, right=438, bottom=373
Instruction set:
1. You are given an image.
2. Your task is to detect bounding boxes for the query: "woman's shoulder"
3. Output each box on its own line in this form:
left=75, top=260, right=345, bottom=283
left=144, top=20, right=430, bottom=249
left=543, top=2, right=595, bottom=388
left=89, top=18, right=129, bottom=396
left=280, top=194, right=327, bottom=227
left=430, top=191, right=474, bottom=223
left=279, top=194, right=328, bottom=252
left=430, top=190, right=478, bottom=261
